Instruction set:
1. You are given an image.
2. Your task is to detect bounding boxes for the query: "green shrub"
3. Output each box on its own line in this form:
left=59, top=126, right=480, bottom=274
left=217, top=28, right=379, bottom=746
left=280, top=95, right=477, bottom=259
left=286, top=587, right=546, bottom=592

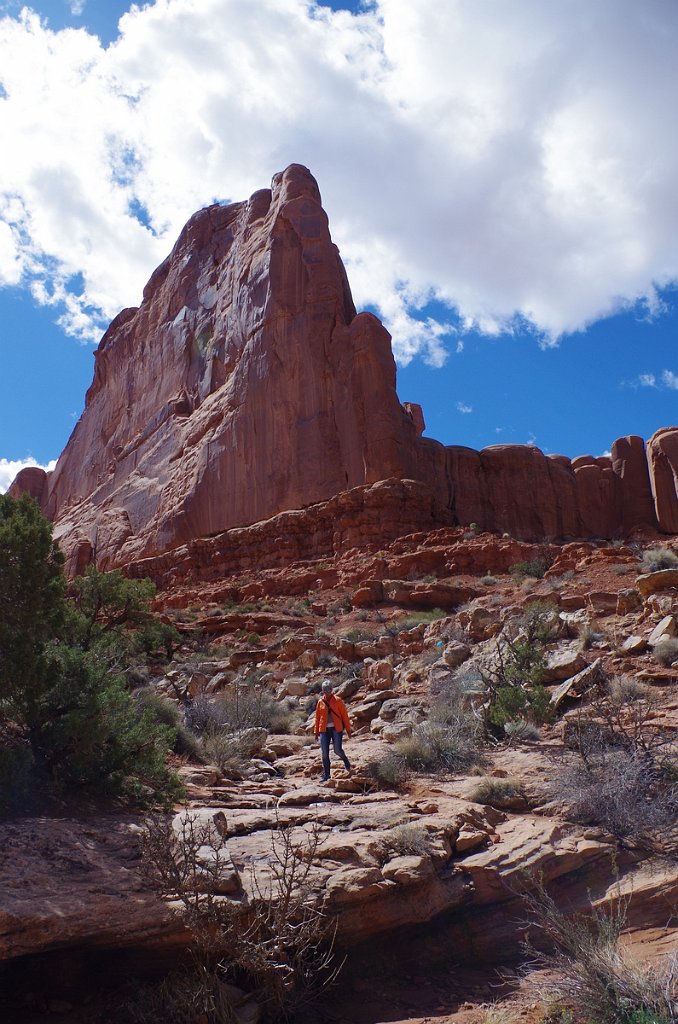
left=481, top=602, right=556, bottom=733
left=0, top=740, right=34, bottom=814
left=510, top=558, right=551, bottom=579
left=0, top=496, right=181, bottom=808
left=345, top=628, right=370, bottom=642
left=641, top=547, right=678, bottom=572
left=489, top=681, right=551, bottom=729
left=135, top=690, right=203, bottom=761
left=387, top=609, right=446, bottom=632
left=34, top=647, right=181, bottom=804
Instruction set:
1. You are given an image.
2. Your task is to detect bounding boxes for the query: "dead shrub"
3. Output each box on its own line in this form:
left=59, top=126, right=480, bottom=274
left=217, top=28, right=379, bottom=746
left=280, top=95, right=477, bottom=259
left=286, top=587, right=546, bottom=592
left=551, top=741, right=678, bottom=851
left=521, top=879, right=678, bottom=1023
left=139, top=811, right=341, bottom=1022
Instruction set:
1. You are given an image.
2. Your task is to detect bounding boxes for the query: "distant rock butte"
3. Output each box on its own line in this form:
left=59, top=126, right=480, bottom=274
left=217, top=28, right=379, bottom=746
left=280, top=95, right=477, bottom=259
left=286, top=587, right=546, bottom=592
left=9, top=165, right=678, bottom=573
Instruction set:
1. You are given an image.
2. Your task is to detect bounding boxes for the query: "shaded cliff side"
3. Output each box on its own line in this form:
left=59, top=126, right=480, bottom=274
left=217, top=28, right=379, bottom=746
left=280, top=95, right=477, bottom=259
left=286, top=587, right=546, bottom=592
left=10, top=165, right=678, bottom=572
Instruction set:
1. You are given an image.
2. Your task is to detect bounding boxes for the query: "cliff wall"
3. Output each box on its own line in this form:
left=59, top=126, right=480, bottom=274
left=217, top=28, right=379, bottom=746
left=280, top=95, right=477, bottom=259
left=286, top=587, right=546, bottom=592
left=10, top=165, right=678, bottom=573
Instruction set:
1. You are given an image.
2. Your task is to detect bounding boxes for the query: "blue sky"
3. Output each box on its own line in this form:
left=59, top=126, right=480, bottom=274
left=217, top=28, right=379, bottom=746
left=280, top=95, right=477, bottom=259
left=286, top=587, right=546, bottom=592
left=1, top=0, right=677, bottom=489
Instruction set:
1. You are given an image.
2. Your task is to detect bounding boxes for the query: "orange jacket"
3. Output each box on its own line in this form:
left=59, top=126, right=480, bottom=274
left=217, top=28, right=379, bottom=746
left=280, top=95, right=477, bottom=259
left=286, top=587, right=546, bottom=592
left=314, top=693, right=351, bottom=736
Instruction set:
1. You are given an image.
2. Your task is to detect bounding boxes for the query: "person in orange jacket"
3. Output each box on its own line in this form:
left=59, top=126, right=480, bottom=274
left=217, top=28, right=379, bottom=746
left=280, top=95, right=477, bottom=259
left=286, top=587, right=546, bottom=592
left=314, top=679, right=352, bottom=782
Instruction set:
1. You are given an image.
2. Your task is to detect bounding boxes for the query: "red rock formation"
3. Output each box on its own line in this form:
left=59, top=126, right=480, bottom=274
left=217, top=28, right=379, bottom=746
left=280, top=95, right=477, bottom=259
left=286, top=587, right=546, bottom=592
left=7, top=466, right=48, bottom=505
left=10, top=165, right=678, bottom=570
left=648, top=427, right=678, bottom=532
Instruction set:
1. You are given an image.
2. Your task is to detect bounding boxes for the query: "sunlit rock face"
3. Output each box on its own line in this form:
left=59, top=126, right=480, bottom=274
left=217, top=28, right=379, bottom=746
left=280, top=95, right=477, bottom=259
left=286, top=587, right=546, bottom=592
left=31, top=165, right=428, bottom=571
left=10, top=165, right=677, bottom=573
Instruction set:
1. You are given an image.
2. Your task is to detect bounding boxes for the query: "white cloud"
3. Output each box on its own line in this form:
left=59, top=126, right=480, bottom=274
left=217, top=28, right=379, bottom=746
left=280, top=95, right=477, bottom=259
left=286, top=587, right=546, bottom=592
left=630, top=370, right=678, bottom=390
left=0, top=456, right=56, bottom=493
left=69, top=0, right=85, bottom=14
left=0, top=0, right=678, bottom=360
left=456, top=401, right=473, bottom=414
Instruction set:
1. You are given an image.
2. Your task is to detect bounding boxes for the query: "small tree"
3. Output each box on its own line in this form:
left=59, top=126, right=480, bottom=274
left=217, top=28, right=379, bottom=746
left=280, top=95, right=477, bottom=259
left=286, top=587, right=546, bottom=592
left=480, top=602, right=556, bottom=733
left=0, top=493, right=65, bottom=727
left=0, top=495, right=179, bottom=808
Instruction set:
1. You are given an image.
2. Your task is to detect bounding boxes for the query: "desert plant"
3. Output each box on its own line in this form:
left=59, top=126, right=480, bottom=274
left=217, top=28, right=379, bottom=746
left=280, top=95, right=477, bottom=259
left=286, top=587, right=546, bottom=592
left=125, top=968, right=240, bottom=1024
left=521, top=879, right=678, bottom=1023
left=135, top=689, right=203, bottom=761
left=504, top=719, right=541, bottom=743
left=344, top=627, right=370, bottom=643
left=510, top=557, right=551, bottom=579
left=214, top=681, right=294, bottom=733
left=551, top=740, right=678, bottom=850
left=140, top=812, right=341, bottom=1021
left=201, top=731, right=250, bottom=772
left=577, top=617, right=606, bottom=651
left=394, top=716, right=483, bottom=774
left=653, top=638, right=678, bottom=667
left=380, top=822, right=432, bottom=859
left=0, top=739, right=34, bottom=814
left=641, top=547, right=678, bottom=572
left=367, top=750, right=409, bottom=790
left=479, top=603, right=557, bottom=733
left=572, top=675, right=669, bottom=758
left=184, top=693, right=228, bottom=736
left=470, top=776, right=524, bottom=806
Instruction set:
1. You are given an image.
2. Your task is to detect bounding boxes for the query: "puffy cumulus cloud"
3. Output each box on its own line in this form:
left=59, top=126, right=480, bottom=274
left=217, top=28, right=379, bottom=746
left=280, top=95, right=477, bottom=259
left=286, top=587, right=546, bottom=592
left=0, top=0, right=678, bottom=360
left=0, top=456, right=57, bottom=493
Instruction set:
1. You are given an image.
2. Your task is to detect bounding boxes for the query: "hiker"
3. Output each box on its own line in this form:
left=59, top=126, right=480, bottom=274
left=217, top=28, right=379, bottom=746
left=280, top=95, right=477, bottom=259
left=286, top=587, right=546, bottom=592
left=314, top=679, right=352, bottom=782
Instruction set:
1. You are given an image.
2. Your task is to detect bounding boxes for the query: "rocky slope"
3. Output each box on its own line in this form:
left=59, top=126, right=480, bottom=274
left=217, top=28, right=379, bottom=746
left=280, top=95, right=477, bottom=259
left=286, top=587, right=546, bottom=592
left=2, top=529, right=677, bottom=1023
left=9, top=165, right=678, bottom=576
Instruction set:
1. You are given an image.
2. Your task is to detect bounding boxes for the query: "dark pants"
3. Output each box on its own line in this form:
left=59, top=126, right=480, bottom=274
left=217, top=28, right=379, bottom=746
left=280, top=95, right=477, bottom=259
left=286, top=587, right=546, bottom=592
left=319, top=728, right=350, bottom=779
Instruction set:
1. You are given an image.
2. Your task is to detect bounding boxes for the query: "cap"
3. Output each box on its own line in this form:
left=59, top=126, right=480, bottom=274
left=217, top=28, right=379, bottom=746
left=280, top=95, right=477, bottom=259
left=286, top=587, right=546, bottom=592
left=321, top=679, right=333, bottom=693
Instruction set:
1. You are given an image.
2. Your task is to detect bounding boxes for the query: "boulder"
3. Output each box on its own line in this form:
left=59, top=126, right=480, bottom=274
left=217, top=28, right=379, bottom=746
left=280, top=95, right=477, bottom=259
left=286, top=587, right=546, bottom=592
left=442, top=640, right=472, bottom=669
left=365, top=659, right=394, bottom=690
left=621, top=635, right=647, bottom=654
left=636, top=569, right=678, bottom=599
left=381, top=855, right=434, bottom=884
left=550, top=658, right=605, bottom=710
left=648, top=615, right=677, bottom=646
left=542, top=643, right=587, bottom=683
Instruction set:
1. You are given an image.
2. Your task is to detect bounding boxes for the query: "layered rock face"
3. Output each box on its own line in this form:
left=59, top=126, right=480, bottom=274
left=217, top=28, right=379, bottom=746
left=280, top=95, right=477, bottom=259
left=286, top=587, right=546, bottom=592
left=10, top=165, right=678, bottom=572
